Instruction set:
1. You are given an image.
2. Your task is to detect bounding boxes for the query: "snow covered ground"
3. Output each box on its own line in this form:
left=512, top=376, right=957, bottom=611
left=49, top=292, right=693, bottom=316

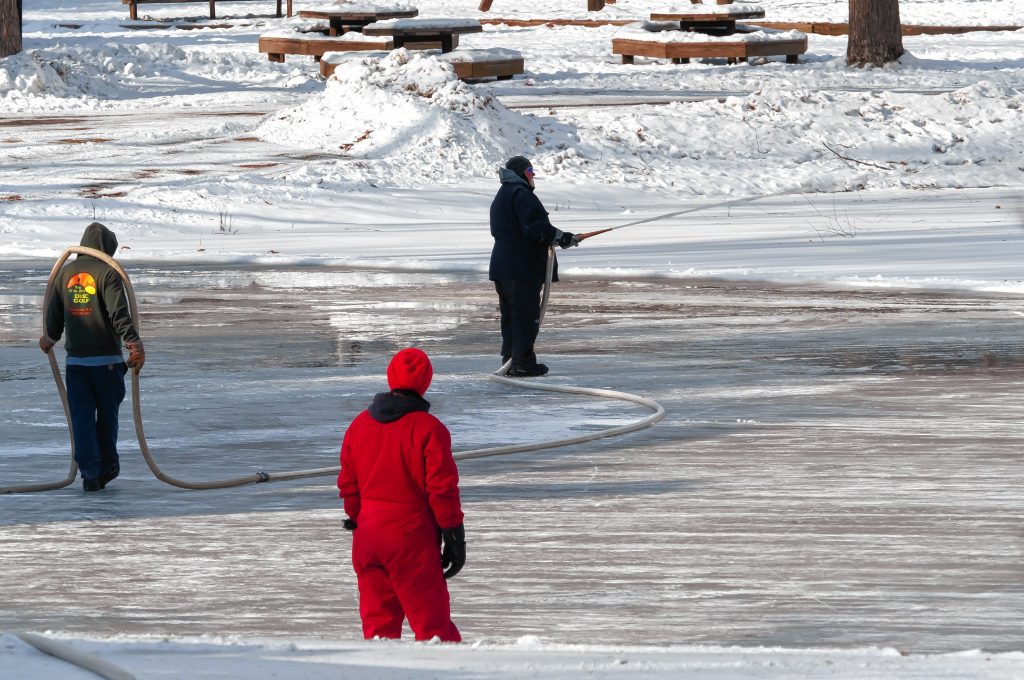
left=2, top=0, right=1024, bottom=676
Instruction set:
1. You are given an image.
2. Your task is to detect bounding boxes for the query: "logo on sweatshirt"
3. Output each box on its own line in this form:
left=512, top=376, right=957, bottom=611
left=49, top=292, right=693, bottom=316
left=67, top=272, right=97, bottom=316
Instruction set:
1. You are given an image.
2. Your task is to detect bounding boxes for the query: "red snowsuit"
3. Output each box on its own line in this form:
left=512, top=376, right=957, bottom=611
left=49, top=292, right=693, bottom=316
left=338, top=389, right=464, bottom=641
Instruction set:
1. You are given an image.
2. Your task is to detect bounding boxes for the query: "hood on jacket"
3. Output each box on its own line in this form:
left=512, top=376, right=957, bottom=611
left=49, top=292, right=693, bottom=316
left=498, top=167, right=533, bottom=190
left=79, top=222, right=118, bottom=256
left=368, top=389, right=431, bottom=424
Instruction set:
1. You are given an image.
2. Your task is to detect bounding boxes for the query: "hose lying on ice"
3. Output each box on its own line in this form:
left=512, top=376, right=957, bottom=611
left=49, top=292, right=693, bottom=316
left=471, top=245, right=664, bottom=461
left=0, top=245, right=663, bottom=493
left=14, top=631, right=135, bottom=680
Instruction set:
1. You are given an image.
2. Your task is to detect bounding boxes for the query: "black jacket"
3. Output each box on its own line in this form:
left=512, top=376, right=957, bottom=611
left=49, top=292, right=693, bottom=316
left=45, top=222, right=139, bottom=358
left=488, top=169, right=560, bottom=283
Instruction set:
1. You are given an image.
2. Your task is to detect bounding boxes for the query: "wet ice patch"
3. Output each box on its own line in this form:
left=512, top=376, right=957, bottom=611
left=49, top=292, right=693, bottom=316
left=254, top=49, right=576, bottom=185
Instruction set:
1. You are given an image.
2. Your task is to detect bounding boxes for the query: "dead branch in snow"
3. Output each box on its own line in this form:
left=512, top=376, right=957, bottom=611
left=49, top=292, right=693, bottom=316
left=822, top=141, right=895, bottom=171
left=803, top=194, right=858, bottom=240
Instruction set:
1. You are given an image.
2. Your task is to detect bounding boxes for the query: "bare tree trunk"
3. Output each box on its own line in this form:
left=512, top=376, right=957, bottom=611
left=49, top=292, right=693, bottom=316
left=1, top=0, right=22, bottom=58
left=847, top=0, right=904, bottom=67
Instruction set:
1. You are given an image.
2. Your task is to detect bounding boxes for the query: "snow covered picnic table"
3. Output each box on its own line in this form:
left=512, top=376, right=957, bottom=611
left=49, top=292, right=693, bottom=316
left=297, top=2, right=418, bottom=36
left=650, top=3, right=766, bottom=33
left=259, top=28, right=393, bottom=61
left=320, top=47, right=524, bottom=80
left=362, top=18, right=483, bottom=53
left=612, top=21, right=807, bottom=64
left=122, top=0, right=290, bottom=20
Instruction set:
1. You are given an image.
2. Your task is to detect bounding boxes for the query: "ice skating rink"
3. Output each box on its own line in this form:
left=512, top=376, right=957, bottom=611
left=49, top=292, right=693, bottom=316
left=1, top=264, right=1021, bottom=653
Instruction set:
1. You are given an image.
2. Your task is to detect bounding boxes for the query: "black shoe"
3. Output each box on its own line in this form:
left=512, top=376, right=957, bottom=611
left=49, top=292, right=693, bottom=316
left=508, top=363, right=549, bottom=377
left=99, top=463, right=120, bottom=489
left=83, top=478, right=101, bottom=492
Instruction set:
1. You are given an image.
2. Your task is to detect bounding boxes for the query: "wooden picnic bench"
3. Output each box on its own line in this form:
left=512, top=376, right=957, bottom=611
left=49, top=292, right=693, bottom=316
left=259, top=30, right=393, bottom=62
left=362, top=18, right=483, bottom=53
left=649, top=3, right=765, bottom=34
left=613, top=21, right=806, bottom=64
left=320, top=47, right=524, bottom=81
left=123, top=0, right=290, bottom=20
left=297, top=5, right=418, bottom=36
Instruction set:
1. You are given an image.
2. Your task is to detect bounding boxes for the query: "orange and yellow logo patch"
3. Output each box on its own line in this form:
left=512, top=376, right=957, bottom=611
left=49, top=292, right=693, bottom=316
left=67, top=272, right=97, bottom=313
left=67, top=272, right=97, bottom=295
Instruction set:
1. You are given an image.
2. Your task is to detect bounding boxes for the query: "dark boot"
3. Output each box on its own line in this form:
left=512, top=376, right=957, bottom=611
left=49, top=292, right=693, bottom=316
left=83, top=478, right=101, bottom=492
left=508, top=363, right=548, bottom=377
left=99, top=462, right=120, bottom=489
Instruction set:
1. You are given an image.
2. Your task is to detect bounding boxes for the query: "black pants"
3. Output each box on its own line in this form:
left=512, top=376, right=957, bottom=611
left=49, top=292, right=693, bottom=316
left=494, top=279, right=543, bottom=369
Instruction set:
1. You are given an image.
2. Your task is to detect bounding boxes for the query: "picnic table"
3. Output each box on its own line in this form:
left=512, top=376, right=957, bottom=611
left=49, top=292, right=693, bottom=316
left=362, top=18, right=483, bottom=53
left=649, top=3, right=765, bottom=34
left=320, top=47, right=524, bottom=81
left=123, top=0, right=290, bottom=21
left=297, top=3, right=418, bottom=36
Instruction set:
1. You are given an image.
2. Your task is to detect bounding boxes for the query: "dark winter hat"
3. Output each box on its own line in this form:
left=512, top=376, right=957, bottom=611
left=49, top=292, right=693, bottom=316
left=505, top=155, right=532, bottom=177
left=387, top=347, right=434, bottom=396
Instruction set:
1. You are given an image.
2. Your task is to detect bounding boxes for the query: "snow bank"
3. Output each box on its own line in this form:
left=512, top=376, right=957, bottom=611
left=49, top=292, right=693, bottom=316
left=254, top=49, right=575, bottom=183
left=549, top=79, right=1024, bottom=194
left=0, top=40, right=317, bottom=112
left=250, top=46, right=1024, bottom=195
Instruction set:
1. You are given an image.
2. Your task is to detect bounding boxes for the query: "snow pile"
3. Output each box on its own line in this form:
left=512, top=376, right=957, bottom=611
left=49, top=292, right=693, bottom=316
left=550, top=79, right=1024, bottom=194
left=0, top=41, right=316, bottom=112
left=0, top=51, right=76, bottom=101
left=0, top=43, right=195, bottom=103
left=255, top=49, right=575, bottom=183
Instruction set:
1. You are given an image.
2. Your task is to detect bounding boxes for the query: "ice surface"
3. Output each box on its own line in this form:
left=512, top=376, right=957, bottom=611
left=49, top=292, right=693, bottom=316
left=1, top=0, right=1023, bottom=675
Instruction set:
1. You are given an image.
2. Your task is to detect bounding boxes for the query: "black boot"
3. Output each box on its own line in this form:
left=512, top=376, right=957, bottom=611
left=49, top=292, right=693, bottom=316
left=83, top=478, right=101, bottom=492
left=99, top=462, right=120, bottom=489
left=508, top=363, right=548, bottom=377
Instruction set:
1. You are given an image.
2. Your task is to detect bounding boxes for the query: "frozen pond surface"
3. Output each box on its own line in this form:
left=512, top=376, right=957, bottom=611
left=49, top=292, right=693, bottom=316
left=1, top=263, right=1021, bottom=653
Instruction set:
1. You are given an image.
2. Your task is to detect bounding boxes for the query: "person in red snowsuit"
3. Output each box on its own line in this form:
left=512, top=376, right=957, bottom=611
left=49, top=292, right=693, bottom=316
left=337, top=347, right=466, bottom=642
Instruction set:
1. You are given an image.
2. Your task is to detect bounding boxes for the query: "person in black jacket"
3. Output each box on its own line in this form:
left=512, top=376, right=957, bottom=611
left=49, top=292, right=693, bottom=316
left=488, top=156, right=579, bottom=377
left=39, top=223, right=145, bottom=492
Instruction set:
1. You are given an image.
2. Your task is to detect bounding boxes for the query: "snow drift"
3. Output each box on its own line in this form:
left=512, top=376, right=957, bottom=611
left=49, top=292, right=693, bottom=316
left=254, top=49, right=577, bottom=183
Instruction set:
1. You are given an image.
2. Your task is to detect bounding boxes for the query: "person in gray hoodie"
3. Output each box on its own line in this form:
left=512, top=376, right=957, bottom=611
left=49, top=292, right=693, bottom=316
left=488, top=156, right=579, bottom=377
left=40, top=222, right=145, bottom=492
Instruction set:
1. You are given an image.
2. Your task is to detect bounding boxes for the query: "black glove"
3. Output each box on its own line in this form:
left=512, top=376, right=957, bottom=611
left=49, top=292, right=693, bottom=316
left=555, top=232, right=579, bottom=249
left=342, top=517, right=357, bottom=531
left=440, top=524, right=466, bottom=579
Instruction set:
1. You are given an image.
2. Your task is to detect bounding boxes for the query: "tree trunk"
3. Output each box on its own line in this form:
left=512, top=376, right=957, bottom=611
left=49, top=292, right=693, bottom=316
left=847, top=0, right=904, bottom=67
left=1, top=0, right=22, bottom=58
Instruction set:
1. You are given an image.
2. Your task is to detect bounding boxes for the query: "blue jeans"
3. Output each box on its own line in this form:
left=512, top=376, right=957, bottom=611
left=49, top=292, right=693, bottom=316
left=66, top=363, right=127, bottom=482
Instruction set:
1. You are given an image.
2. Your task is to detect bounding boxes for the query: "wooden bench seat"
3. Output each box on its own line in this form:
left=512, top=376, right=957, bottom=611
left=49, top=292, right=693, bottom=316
left=259, top=31, right=394, bottom=62
left=123, top=0, right=289, bottom=21
left=612, top=21, right=807, bottom=64
left=320, top=48, right=525, bottom=81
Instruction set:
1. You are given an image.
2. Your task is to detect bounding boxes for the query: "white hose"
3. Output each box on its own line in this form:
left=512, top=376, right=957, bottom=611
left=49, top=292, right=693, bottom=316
left=1, top=245, right=663, bottom=493
left=472, top=245, right=664, bottom=460
left=15, top=632, right=135, bottom=680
